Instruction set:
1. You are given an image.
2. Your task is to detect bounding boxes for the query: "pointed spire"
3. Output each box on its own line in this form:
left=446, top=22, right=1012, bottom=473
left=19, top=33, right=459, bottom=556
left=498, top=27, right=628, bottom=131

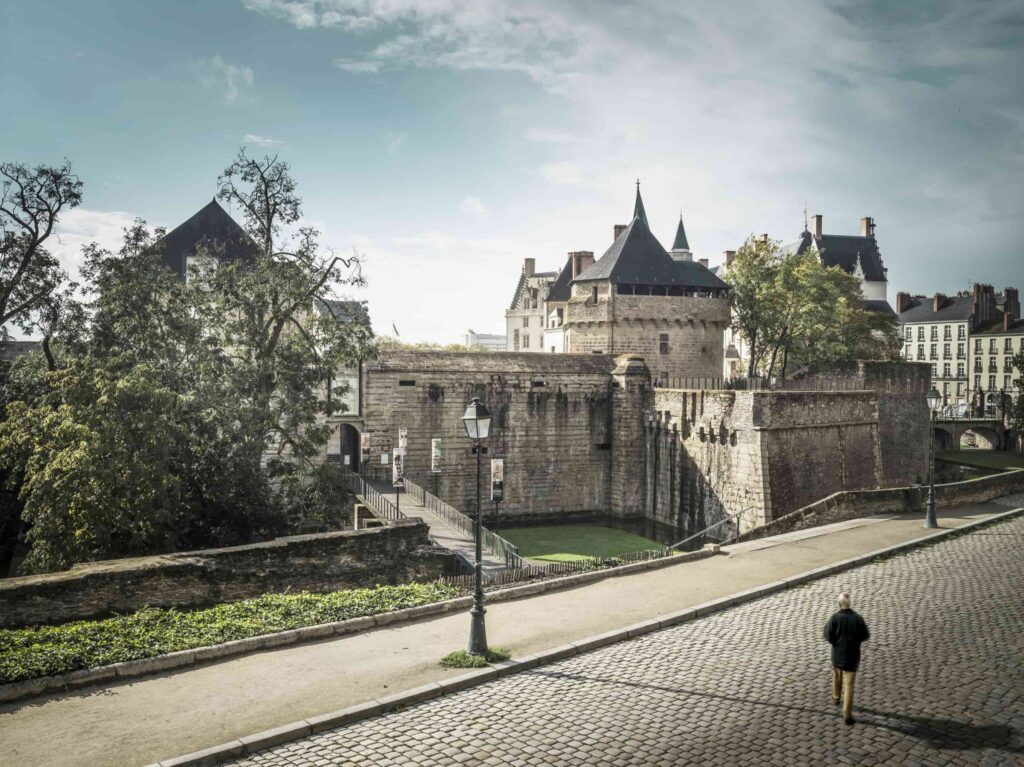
left=672, top=213, right=690, bottom=251
left=633, top=179, right=648, bottom=227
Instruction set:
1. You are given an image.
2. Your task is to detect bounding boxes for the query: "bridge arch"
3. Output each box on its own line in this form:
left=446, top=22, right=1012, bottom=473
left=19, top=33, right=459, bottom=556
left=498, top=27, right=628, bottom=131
left=959, top=426, right=1002, bottom=451
left=933, top=427, right=954, bottom=451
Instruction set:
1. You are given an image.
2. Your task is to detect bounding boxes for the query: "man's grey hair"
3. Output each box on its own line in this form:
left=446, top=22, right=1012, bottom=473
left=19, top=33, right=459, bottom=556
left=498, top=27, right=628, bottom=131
left=838, top=592, right=852, bottom=609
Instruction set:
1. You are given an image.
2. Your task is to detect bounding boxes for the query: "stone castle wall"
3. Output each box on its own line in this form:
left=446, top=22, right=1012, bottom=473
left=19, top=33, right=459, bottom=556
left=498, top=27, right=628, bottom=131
left=361, top=352, right=616, bottom=522
left=355, top=352, right=930, bottom=544
left=0, top=519, right=445, bottom=628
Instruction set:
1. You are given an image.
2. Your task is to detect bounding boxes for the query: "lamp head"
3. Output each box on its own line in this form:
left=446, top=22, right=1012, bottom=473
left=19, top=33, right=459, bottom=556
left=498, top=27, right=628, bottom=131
left=462, top=397, right=491, bottom=440
left=925, top=387, right=941, bottom=412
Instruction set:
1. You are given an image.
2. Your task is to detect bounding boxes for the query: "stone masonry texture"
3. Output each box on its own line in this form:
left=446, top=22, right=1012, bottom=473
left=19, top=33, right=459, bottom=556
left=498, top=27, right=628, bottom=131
left=231, top=513, right=1024, bottom=767
left=356, top=352, right=930, bottom=542
left=0, top=519, right=444, bottom=628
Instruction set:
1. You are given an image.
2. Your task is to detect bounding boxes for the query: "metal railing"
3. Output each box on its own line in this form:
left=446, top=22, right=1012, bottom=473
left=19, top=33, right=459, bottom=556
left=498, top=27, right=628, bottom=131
left=343, top=469, right=405, bottom=523
left=669, top=506, right=754, bottom=549
left=656, top=376, right=927, bottom=393
left=403, top=478, right=524, bottom=569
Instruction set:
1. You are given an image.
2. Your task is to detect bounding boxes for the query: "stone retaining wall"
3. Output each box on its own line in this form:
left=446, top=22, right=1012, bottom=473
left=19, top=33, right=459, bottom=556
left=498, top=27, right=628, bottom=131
left=735, top=468, right=1024, bottom=542
left=0, top=519, right=446, bottom=628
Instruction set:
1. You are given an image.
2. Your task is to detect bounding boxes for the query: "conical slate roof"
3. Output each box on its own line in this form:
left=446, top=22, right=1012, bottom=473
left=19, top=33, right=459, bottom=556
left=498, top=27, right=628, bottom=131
left=575, top=210, right=728, bottom=290
left=633, top=185, right=649, bottom=227
left=671, top=215, right=690, bottom=251
left=152, top=199, right=259, bottom=281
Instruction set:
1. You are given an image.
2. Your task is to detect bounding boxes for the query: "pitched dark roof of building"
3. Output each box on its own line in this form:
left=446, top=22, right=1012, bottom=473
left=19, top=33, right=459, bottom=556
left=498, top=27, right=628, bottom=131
left=152, top=199, right=260, bottom=281
left=864, top=300, right=896, bottom=317
left=671, top=215, right=690, bottom=251
left=315, top=299, right=370, bottom=325
left=574, top=212, right=728, bottom=290
left=973, top=314, right=1024, bottom=335
left=546, top=258, right=573, bottom=302
left=794, top=230, right=886, bottom=282
left=897, top=295, right=973, bottom=323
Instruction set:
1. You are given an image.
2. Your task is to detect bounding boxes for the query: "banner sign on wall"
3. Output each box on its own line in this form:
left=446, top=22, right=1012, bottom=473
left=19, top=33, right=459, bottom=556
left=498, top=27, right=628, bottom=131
left=431, top=438, right=442, bottom=473
left=361, top=433, right=370, bottom=457
left=490, top=458, right=504, bottom=501
left=380, top=452, right=389, bottom=465
left=392, top=449, right=405, bottom=487
left=398, top=427, right=408, bottom=453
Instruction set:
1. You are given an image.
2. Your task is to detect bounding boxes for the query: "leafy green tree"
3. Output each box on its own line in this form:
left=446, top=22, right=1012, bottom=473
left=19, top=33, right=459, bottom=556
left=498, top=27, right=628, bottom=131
left=0, top=161, right=82, bottom=336
left=206, top=149, right=374, bottom=493
left=728, top=237, right=787, bottom=377
left=0, top=360, right=187, bottom=573
left=1007, top=349, right=1024, bottom=452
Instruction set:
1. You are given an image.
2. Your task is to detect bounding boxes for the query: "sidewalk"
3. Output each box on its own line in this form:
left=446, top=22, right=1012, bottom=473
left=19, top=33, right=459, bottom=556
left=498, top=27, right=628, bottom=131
left=1, top=500, right=1019, bottom=767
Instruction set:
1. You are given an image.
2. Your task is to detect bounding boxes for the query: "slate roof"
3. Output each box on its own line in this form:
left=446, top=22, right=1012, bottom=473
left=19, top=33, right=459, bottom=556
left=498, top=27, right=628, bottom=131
left=574, top=193, right=728, bottom=290
left=315, top=299, right=371, bottom=325
left=507, top=270, right=556, bottom=311
left=546, top=258, right=574, bottom=302
left=671, top=215, right=690, bottom=251
left=864, top=300, right=896, bottom=318
left=793, top=230, right=886, bottom=282
left=152, top=199, right=260, bottom=281
left=633, top=186, right=648, bottom=228
left=897, top=295, right=973, bottom=323
left=973, top=315, right=1024, bottom=335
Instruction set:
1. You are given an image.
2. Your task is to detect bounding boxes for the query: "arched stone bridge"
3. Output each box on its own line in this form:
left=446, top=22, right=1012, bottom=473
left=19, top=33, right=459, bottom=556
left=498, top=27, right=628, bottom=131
left=934, top=418, right=1009, bottom=450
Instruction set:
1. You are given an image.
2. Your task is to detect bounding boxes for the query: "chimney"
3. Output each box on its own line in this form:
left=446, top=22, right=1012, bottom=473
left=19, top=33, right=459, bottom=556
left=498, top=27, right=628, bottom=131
left=698, top=258, right=709, bottom=268
left=860, top=216, right=875, bottom=238
left=896, top=291, right=912, bottom=314
left=725, top=250, right=736, bottom=267
left=523, top=258, right=535, bottom=277
left=932, top=293, right=946, bottom=313
left=811, top=214, right=823, bottom=238
left=760, top=233, right=769, bottom=244
left=569, top=251, right=595, bottom=280
left=613, top=224, right=628, bottom=241
left=1004, top=287, right=1020, bottom=319
left=972, top=284, right=996, bottom=328
left=1005, top=312, right=1015, bottom=332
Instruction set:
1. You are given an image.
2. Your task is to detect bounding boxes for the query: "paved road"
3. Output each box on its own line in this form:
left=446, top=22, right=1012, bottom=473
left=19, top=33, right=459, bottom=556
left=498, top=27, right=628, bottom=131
left=233, top=514, right=1024, bottom=767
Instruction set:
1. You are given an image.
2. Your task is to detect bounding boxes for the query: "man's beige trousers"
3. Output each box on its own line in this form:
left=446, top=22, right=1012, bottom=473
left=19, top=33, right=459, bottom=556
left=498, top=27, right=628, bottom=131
left=832, top=667, right=856, bottom=720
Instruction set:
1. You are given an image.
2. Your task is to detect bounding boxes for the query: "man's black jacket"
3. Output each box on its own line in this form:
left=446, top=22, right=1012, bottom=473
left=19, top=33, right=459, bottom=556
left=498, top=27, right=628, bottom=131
left=823, top=608, right=870, bottom=671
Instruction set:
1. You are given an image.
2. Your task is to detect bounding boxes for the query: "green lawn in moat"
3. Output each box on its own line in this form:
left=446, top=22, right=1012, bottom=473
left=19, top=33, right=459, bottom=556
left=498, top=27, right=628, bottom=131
left=499, top=524, right=664, bottom=563
left=936, top=450, right=1024, bottom=471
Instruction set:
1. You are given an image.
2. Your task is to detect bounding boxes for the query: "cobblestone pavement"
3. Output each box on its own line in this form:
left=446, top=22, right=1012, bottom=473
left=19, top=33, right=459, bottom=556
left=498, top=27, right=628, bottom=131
left=233, top=514, right=1024, bottom=767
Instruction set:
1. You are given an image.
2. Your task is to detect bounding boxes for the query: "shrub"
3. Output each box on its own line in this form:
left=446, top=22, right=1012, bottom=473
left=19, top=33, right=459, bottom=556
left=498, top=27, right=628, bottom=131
left=0, top=582, right=458, bottom=684
left=439, top=647, right=511, bottom=669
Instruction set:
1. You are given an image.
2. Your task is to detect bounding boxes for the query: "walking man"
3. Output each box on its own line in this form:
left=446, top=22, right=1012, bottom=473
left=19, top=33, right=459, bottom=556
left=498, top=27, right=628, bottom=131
left=823, top=591, right=870, bottom=725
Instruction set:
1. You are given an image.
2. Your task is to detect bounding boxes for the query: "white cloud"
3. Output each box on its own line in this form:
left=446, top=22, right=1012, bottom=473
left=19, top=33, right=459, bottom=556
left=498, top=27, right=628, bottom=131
left=459, top=195, right=488, bottom=216
left=243, top=133, right=285, bottom=147
left=50, top=208, right=139, bottom=284
left=526, top=128, right=575, bottom=144
left=334, top=58, right=383, bottom=74
left=192, top=56, right=255, bottom=104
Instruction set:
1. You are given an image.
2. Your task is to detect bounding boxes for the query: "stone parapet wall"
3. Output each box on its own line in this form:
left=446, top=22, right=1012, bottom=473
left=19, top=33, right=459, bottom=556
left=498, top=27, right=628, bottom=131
left=0, top=519, right=444, bottom=628
left=734, top=468, right=1024, bottom=542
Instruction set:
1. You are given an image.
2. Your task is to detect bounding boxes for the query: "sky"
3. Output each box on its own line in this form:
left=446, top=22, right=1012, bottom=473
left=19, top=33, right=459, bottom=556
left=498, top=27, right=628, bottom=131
left=2, top=0, right=1022, bottom=343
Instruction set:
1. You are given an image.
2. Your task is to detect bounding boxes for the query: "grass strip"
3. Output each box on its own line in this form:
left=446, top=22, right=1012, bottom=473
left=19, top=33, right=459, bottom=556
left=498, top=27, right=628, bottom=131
left=439, top=647, right=511, bottom=668
left=0, top=582, right=459, bottom=684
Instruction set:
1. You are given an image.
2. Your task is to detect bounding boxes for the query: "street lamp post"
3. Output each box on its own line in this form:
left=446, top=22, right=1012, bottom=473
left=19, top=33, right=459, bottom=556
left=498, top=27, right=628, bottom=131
left=925, top=386, right=941, bottom=529
left=461, top=397, right=492, bottom=656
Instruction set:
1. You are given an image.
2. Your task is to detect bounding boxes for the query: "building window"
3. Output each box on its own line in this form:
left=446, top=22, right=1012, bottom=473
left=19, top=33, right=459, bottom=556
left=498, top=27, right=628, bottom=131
left=930, top=343, right=937, bottom=358
left=943, top=343, right=950, bottom=359
left=932, top=363, right=938, bottom=377
left=591, top=286, right=599, bottom=303
left=657, top=371, right=668, bottom=387
left=930, top=327, right=938, bottom=341
left=659, top=333, right=669, bottom=354
left=904, top=327, right=912, bottom=341
left=989, top=375, right=996, bottom=390
left=943, top=363, right=951, bottom=378
left=512, top=329, right=520, bottom=350
left=916, top=344, right=924, bottom=359
left=1005, top=338, right=1013, bottom=353
left=974, top=339, right=982, bottom=353
left=974, top=360, right=982, bottom=373
left=989, top=359, right=997, bottom=373
left=917, top=327, right=924, bottom=341
left=957, top=383, right=964, bottom=396
left=522, top=317, right=529, bottom=329
left=1005, top=376, right=1012, bottom=391
left=975, top=375, right=981, bottom=391
left=523, top=333, right=530, bottom=349
left=989, top=339, right=997, bottom=353
left=957, top=362, right=965, bottom=378
left=943, top=326, right=951, bottom=340
left=957, top=343, right=965, bottom=359
left=958, top=325, right=965, bottom=339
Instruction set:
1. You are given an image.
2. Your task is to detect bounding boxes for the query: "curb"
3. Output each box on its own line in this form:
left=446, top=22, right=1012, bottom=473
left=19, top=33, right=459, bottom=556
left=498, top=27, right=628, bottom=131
left=0, top=548, right=715, bottom=705
left=149, top=506, right=1024, bottom=767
